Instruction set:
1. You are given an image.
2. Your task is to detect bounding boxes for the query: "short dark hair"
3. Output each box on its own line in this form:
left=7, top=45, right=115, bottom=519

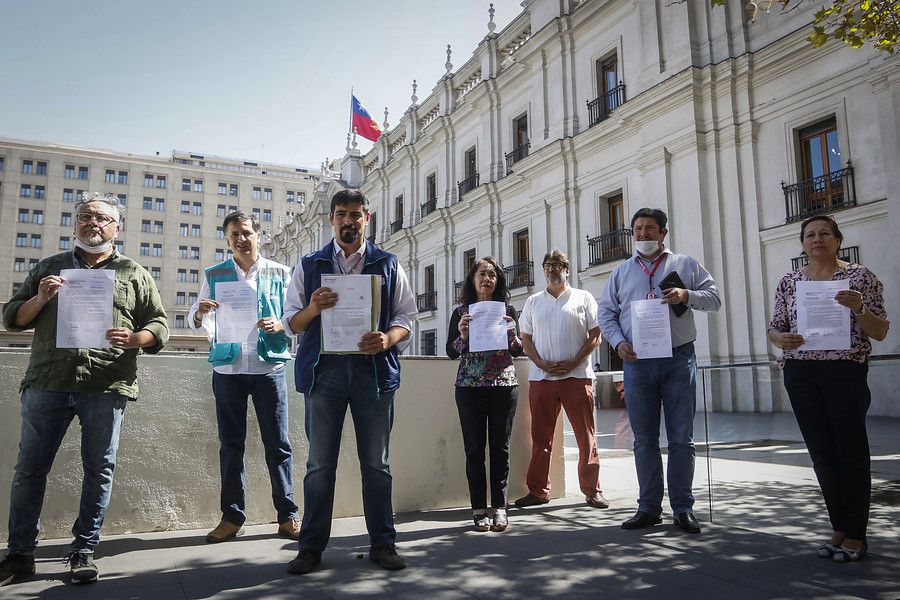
left=541, top=249, right=570, bottom=270
left=630, top=207, right=668, bottom=230
left=330, top=189, right=369, bottom=214
left=458, top=257, right=511, bottom=305
left=799, top=214, right=843, bottom=245
left=222, top=210, right=260, bottom=233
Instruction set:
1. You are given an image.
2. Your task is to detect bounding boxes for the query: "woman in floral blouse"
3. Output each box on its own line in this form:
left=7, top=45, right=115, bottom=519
left=768, top=215, right=889, bottom=562
left=446, top=257, right=523, bottom=532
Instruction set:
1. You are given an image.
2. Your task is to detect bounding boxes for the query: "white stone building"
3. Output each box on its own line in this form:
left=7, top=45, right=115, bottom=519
left=265, top=0, right=900, bottom=414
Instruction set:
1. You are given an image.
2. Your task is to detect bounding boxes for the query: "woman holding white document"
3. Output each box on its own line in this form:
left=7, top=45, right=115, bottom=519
left=446, top=257, right=523, bottom=532
left=767, top=215, right=889, bottom=562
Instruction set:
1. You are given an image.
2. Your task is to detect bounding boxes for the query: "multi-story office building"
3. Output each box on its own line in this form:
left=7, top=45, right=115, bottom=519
left=0, top=139, right=318, bottom=350
left=266, top=0, right=899, bottom=413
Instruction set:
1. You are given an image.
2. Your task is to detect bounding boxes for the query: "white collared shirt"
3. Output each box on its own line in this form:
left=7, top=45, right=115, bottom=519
left=519, top=286, right=600, bottom=381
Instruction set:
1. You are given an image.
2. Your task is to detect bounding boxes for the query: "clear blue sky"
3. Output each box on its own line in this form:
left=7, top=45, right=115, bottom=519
left=0, top=0, right=524, bottom=169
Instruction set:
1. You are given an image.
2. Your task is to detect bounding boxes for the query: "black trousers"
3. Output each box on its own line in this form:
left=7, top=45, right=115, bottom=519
left=455, top=386, right=518, bottom=510
left=783, top=359, right=871, bottom=539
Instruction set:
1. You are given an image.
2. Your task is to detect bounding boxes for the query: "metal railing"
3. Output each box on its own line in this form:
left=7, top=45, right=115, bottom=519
left=453, top=280, right=464, bottom=302
left=791, top=245, right=859, bottom=271
left=420, top=330, right=437, bottom=356
left=421, top=198, right=437, bottom=219
left=390, top=218, right=403, bottom=235
left=782, top=162, right=856, bottom=223
left=504, top=260, right=534, bottom=290
left=458, top=173, right=479, bottom=197
left=587, top=228, right=632, bottom=266
left=505, top=141, right=530, bottom=175
left=587, top=82, right=626, bottom=127
left=416, top=290, right=438, bottom=312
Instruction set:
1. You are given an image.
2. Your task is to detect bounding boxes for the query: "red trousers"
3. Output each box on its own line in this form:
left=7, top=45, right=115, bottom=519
left=525, top=378, right=601, bottom=498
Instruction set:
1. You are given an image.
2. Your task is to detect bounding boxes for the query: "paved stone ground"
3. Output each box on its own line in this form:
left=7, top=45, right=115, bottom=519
left=4, top=412, right=899, bottom=599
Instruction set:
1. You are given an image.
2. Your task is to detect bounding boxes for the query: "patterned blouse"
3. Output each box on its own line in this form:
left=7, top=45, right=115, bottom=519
left=768, top=263, right=888, bottom=364
left=446, top=304, right=523, bottom=388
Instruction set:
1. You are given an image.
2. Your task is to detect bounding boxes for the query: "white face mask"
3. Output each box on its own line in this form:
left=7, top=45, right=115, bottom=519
left=74, top=238, right=114, bottom=254
left=635, top=240, right=660, bottom=256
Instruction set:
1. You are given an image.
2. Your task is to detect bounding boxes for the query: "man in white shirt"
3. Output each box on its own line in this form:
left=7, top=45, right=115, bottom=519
left=515, top=250, right=608, bottom=510
left=189, top=211, right=300, bottom=543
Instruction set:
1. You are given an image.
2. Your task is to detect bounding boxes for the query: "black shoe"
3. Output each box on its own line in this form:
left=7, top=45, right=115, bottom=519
left=0, top=553, right=35, bottom=586
left=369, top=544, right=407, bottom=571
left=287, top=549, right=322, bottom=575
left=64, top=551, right=99, bottom=584
left=621, top=511, right=663, bottom=530
left=673, top=512, right=701, bottom=534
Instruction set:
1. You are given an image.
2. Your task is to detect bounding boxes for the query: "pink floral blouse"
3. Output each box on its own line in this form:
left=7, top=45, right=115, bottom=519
left=769, top=263, right=888, bottom=364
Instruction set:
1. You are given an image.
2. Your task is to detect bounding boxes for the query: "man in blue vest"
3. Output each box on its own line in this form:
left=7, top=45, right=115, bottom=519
left=189, top=211, right=300, bottom=544
left=282, top=189, right=417, bottom=575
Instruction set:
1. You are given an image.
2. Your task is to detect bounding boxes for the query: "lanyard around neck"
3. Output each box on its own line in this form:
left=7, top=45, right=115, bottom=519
left=636, top=254, right=664, bottom=297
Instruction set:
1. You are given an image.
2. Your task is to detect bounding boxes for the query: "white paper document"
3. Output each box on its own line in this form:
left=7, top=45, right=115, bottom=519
left=56, top=268, right=114, bottom=348
left=630, top=299, right=673, bottom=359
left=320, top=274, right=378, bottom=353
left=796, top=280, right=851, bottom=351
left=468, top=301, right=509, bottom=352
left=214, top=281, right=259, bottom=344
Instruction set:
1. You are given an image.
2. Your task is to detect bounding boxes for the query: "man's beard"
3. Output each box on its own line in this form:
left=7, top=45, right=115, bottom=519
left=546, top=272, right=564, bottom=286
left=340, top=226, right=360, bottom=244
left=78, top=231, right=104, bottom=246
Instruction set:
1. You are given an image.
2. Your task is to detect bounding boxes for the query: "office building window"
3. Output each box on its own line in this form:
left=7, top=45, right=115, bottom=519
left=0, top=156, right=5, bottom=171
left=192, top=202, right=202, bottom=215
left=251, top=208, right=261, bottom=221
left=114, top=240, right=124, bottom=253
left=156, top=175, right=166, bottom=188
left=176, top=292, right=186, bottom=305
left=287, top=191, right=294, bottom=203
left=216, top=227, right=225, bottom=240
left=18, top=209, right=29, bottom=223
left=177, top=268, right=187, bottom=282
left=179, top=223, right=189, bottom=236
left=298, top=192, right=305, bottom=203
left=155, top=198, right=165, bottom=211
left=189, top=269, right=199, bottom=283
left=141, top=220, right=151, bottom=233
left=191, top=224, right=201, bottom=237
left=16, top=233, right=27, bottom=247
left=181, top=200, right=190, bottom=213
left=32, top=210, right=43, bottom=224
left=262, top=209, right=272, bottom=222
left=215, top=248, right=225, bottom=262
left=190, top=247, right=200, bottom=259
left=228, top=205, right=237, bottom=213
left=188, top=292, right=198, bottom=304
left=252, top=187, right=261, bottom=200
left=34, top=186, right=45, bottom=199
left=78, top=166, right=88, bottom=180
left=63, top=188, right=74, bottom=202
left=154, top=221, right=163, bottom=234
left=182, top=178, right=191, bottom=191
left=420, top=329, right=437, bottom=356
left=264, top=188, right=273, bottom=201
left=178, top=246, right=188, bottom=259
left=31, top=234, right=42, bottom=248
left=218, top=182, right=227, bottom=195
left=140, top=243, right=150, bottom=256
left=60, top=212, right=72, bottom=226
left=144, top=174, right=154, bottom=187
left=229, top=183, right=238, bottom=197
left=175, top=315, right=186, bottom=329
left=118, top=171, right=128, bottom=184
left=142, top=197, right=152, bottom=209
left=14, top=258, right=26, bottom=272
left=117, top=193, right=126, bottom=206
left=105, top=169, right=116, bottom=183
left=152, top=244, right=162, bottom=257
left=36, top=161, right=47, bottom=175
left=194, top=180, right=203, bottom=193
left=65, top=164, right=75, bottom=178
left=151, top=266, right=161, bottom=279
left=217, top=204, right=226, bottom=217
left=59, top=237, right=70, bottom=250
left=20, top=184, right=32, bottom=197
left=22, top=160, right=33, bottom=174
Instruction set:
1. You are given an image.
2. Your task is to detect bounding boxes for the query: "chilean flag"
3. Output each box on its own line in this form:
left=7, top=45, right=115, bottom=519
left=351, top=95, right=382, bottom=142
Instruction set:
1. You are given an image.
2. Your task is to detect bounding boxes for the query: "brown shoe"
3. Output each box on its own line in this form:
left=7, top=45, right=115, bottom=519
left=277, top=518, right=301, bottom=540
left=205, top=520, right=244, bottom=543
left=514, top=493, right=550, bottom=508
left=585, top=491, right=610, bottom=509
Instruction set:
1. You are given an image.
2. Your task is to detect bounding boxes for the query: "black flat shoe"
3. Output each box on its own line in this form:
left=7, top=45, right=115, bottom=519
left=621, top=511, right=663, bottom=530
left=673, top=512, right=701, bottom=534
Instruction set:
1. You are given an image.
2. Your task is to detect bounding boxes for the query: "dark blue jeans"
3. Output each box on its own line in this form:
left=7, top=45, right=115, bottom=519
left=455, top=386, right=518, bottom=510
left=622, top=342, right=697, bottom=516
left=783, top=359, right=871, bottom=539
left=212, top=369, right=298, bottom=526
left=7, top=388, right=126, bottom=554
left=297, top=355, right=396, bottom=552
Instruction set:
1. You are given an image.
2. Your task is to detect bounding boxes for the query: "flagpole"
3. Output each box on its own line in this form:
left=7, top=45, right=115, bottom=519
left=349, top=87, right=354, bottom=137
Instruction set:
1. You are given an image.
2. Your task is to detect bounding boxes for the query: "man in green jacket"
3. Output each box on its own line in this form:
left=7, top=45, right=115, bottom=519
left=0, top=193, right=168, bottom=587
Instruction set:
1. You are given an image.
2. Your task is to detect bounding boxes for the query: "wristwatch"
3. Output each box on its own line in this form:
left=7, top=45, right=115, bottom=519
left=853, top=303, right=867, bottom=316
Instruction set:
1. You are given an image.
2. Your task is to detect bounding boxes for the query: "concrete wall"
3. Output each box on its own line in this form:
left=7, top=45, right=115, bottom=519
left=0, top=352, right=562, bottom=541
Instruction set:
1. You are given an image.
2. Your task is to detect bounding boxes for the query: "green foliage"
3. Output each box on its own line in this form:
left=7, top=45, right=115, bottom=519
left=709, top=0, right=900, bottom=53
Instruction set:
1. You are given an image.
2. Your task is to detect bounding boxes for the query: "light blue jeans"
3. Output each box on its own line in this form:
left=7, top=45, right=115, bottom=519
left=622, top=342, right=697, bottom=516
left=297, top=355, right=396, bottom=553
left=7, top=388, right=127, bottom=554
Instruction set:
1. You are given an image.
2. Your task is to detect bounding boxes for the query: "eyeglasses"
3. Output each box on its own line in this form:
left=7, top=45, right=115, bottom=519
left=76, top=213, right=117, bottom=226
left=542, top=262, right=568, bottom=270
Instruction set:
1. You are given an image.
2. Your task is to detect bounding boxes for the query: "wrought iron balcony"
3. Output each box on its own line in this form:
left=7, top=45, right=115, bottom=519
left=416, top=290, right=438, bottom=312
left=505, top=141, right=530, bottom=175
left=504, top=260, right=534, bottom=290
left=390, top=218, right=403, bottom=235
left=587, top=83, right=626, bottom=127
left=421, top=198, right=437, bottom=219
left=453, top=280, right=464, bottom=302
left=458, top=173, right=479, bottom=197
left=791, top=245, right=859, bottom=271
left=587, top=228, right=632, bottom=266
left=783, top=162, right=856, bottom=223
